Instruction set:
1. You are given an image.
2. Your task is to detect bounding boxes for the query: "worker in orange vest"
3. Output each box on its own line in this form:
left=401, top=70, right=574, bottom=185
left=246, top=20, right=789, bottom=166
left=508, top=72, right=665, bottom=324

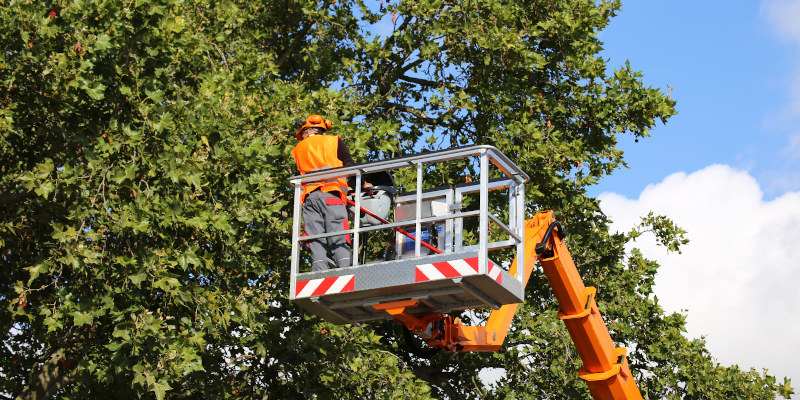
left=291, top=115, right=359, bottom=271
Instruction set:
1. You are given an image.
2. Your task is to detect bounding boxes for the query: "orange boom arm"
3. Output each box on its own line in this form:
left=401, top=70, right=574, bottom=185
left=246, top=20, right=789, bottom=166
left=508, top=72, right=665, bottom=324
left=374, top=210, right=643, bottom=399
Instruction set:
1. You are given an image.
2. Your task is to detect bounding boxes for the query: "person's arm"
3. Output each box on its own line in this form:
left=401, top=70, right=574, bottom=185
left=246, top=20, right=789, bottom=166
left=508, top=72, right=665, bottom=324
left=337, top=137, right=357, bottom=190
left=337, top=137, right=354, bottom=167
left=337, top=138, right=371, bottom=190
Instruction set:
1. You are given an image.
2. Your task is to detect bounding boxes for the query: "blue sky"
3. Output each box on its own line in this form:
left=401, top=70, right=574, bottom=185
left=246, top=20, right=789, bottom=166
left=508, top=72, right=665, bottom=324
left=595, top=1, right=800, bottom=396
left=592, top=0, right=800, bottom=200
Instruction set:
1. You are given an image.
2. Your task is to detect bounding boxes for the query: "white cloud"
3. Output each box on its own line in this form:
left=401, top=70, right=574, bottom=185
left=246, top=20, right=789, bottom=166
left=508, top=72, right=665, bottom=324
left=599, top=165, right=800, bottom=390
left=762, top=0, right=800, bottom=160
left=762, top=0, right=800, bottom=44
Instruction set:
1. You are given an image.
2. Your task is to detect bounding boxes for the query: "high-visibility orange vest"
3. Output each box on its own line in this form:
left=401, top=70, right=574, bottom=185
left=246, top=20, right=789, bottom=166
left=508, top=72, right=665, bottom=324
left=291, top=135, right=349, bottom=203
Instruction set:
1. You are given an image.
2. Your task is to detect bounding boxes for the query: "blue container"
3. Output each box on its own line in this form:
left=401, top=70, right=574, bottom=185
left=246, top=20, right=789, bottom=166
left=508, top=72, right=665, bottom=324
left=400, top=225, right=443, bottom=256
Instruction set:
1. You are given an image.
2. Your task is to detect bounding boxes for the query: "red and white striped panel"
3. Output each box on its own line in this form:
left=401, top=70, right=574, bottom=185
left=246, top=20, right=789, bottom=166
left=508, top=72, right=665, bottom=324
left=295, top=275, right=355, bottom=298
left=415, top=257, right=502, bottom=284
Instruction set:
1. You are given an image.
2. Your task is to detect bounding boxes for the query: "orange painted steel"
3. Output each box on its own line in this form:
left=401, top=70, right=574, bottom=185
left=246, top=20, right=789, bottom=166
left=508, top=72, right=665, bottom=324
left=373, top=210, right=644, bottom=399
left=539, top=221, right=643, bottom=400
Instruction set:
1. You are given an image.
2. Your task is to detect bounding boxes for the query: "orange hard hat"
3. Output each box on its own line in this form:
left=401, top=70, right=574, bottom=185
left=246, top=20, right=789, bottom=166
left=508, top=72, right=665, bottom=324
left=294, top=114, right=332, bottom=139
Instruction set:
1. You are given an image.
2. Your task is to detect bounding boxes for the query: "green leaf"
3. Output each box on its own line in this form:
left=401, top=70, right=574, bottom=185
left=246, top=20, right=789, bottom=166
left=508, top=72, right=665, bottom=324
left=26, top=263, right=47, bottom=284
left=129, top=273, right=147, bottom=287
left=151, top=379, right=172, bottom=400
left=146, top=89, right=164, bottom=103
left=35, top=181, right=54, bottom=198
left=95, top=34, right=112, bottom=51
left=36, top=158, right=55, bottom=178
left=104, top=341, right=123, bottom=351
left=71, top=311, right=94, bottom=327
left=167, top=16, right=186, bottom=33
left=85, top=82, right=106, bottom=100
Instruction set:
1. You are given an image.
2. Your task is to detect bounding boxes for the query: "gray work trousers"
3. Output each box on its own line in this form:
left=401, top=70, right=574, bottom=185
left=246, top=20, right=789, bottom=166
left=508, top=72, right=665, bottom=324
left=303, top=190, right=351, bottom=271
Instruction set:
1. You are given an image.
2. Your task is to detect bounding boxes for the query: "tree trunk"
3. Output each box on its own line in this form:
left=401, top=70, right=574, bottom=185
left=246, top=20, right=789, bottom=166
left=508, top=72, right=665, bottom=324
left=16, top=349, right=72, bottom=400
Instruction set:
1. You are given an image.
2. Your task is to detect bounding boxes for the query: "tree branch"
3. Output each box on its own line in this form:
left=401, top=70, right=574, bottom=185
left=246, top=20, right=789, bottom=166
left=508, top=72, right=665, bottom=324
left=399, top=58, right=426, bottom=74
left=0, top=189, right=34, bottom=206
left=375, top=14, right=416, bottom=96
left=381, top=101, right=443, bottom=126
left=16, top=349, right=74, bottom=400
left=399, top=74, right=451, bottom=89
left=276, top=22, right=312, bottom=69
left=276, top=0, right=333, bottom=69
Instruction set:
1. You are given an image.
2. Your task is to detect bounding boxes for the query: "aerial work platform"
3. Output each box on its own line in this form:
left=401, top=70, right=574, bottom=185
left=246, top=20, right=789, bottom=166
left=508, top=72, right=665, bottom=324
left=289, top=145, right=645, bottom=398
left=288, top=146, right=530, bottom=324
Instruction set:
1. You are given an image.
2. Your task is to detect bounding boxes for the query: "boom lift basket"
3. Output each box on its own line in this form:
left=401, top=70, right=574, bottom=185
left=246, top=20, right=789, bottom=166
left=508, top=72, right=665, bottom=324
left=288, top=145, right=529, bottom=324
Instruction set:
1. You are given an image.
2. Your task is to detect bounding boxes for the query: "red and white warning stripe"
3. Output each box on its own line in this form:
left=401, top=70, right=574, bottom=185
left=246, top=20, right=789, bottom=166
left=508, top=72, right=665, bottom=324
left=295, top=274, right=355, bottom=298
left=415, top=257, right=502, bottom=284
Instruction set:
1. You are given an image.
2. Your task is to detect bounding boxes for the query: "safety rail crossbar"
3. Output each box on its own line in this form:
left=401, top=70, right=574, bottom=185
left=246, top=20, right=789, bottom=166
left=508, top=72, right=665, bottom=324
left=295, top=210, right=485, bottom=242
left=288, top=145, right=530, bottom=303
left=295, top=206, right=520, bottom=247
left=289, top=145, right=529, bottom=186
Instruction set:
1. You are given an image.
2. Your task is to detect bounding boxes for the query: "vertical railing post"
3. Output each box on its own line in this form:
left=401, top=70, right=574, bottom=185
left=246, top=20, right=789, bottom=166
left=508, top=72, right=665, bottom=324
left=352, top=172, right=362, bottom=267
left=454, top=185, right=464, bottom=252
left=290, top=182, right=303, bottom=299
left=479, top=151, right=489, bottom=274
left=415, top=162, right=423, bottom=257
left=445, top=191, right=453, bottom=253
left=509, top=178, right=517, bottom=272
left=516, top=182, right=526, bottom=283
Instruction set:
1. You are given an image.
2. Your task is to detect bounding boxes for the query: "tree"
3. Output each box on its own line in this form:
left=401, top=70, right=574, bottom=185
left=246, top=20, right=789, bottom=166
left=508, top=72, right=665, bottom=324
left=0, top=0, right=793, bottom=399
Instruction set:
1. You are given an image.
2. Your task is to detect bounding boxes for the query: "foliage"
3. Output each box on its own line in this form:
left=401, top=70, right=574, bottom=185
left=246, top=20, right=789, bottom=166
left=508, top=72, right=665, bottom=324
left=0, top=0, right=793, bottom=399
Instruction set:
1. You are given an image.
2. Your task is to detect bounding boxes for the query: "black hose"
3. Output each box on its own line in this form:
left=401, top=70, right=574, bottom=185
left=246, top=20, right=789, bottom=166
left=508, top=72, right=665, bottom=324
left=535, top=221, right=565, bottom=257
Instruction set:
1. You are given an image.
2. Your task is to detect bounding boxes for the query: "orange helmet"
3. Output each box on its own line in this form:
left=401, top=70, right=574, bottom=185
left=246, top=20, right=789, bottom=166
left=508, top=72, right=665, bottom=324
left=294, top=114, right=332, bottom=139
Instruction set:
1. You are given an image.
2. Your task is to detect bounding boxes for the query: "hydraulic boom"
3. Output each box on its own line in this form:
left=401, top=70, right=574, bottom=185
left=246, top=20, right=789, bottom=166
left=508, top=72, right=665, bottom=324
left=374, top=210, right=643, bottom=399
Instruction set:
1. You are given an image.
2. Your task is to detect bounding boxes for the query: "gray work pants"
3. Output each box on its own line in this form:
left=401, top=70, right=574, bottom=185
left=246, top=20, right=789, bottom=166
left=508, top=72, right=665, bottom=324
left=303, top=190, right=351, bottom=271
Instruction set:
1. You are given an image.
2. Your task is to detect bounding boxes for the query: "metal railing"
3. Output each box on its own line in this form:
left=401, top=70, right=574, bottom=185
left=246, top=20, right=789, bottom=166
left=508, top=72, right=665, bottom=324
left=288, top=145, right=529, bottom=284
